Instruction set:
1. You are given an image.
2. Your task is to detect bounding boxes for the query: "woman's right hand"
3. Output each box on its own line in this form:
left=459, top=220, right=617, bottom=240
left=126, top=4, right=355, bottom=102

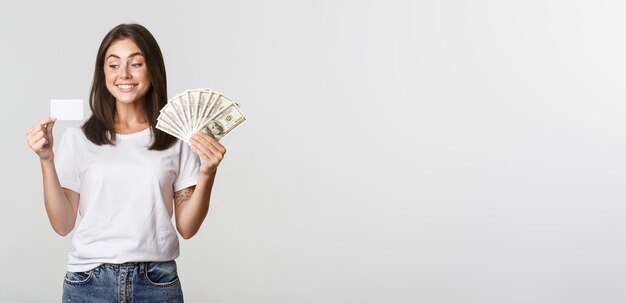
left=27, top=116, right=57, bottom=161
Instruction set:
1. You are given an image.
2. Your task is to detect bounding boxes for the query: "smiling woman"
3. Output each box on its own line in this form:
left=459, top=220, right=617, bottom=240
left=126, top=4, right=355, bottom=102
left=83, top=24, right=173, bottom=147
left=25, top=23, right=227, bottom=303
left=104, top=44, right=150, bottom=104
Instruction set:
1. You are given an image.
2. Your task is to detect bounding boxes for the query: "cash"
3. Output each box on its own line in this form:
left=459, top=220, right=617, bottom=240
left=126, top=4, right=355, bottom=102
left=156, top=88, right=247, bottom=143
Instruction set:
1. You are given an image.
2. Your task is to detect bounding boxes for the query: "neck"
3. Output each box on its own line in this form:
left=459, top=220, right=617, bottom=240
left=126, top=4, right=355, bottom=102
left=114, top=98, right=149, bottom=133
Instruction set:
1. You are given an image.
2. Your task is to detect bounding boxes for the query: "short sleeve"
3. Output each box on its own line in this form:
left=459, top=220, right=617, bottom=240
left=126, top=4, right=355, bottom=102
left=54, top=128, right=81, bottom=193
left=173, top=141, right=200, bottom=192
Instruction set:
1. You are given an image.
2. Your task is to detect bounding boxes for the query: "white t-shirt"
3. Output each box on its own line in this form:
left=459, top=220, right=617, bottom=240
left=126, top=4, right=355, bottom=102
left=54, top=127, right=200, bottom=272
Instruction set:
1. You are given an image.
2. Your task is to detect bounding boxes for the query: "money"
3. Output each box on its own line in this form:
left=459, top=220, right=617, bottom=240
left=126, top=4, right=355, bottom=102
left=156, top=88, right=247, bottom=143
left=201, top=102, right=246, bottom=140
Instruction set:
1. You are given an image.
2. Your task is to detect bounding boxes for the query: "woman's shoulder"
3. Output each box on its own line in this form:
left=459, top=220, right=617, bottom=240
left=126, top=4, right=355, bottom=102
left=58, top=127, right=91, bottom=146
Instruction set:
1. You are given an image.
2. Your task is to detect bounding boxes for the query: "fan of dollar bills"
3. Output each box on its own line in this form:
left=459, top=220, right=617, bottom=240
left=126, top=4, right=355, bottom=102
left=156, top=88, right=246, bottom=143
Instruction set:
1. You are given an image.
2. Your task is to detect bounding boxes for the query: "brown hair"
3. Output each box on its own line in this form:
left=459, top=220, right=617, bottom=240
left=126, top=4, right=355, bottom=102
left=82, top=23, right=176, bottom=150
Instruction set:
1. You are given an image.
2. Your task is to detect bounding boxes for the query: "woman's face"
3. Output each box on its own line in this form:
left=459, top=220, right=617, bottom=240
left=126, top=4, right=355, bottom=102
left=104, top=39, right=150, bottom=105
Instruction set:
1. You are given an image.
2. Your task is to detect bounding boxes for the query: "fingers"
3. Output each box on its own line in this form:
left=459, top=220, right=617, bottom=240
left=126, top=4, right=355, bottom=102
left=191, top=143, right=213, bottom=162
left=37, top=116, right=57, bottom=126
left=28, top=129, right=48, bottom=149
left=26, top=117, right=56, bottom=153
left=27, top=124, right=41, bottom=135
left=28, top=129, right=45, bottom=144
left=27, top=116, right=57, bottom=135
left=31, top=136, right=48, bottom=152
left=192, top=132, right=226, bottom=155
left=189, top=133, right=228, bottom=171
left=48, top=120, right=56, bottom=133
left=190, top=137, right=221, bottom=160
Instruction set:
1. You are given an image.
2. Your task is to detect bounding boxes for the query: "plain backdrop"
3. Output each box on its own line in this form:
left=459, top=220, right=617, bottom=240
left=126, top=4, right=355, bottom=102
left=2, top=0, right=626, bottom=302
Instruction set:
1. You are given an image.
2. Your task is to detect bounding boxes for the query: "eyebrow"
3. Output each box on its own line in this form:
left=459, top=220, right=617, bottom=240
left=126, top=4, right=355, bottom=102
left=106, top=52, right=144, bottom=60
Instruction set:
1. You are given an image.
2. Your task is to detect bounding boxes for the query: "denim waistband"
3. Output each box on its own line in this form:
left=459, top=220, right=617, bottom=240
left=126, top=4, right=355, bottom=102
left=104, top=262, right=142, bottom=268
left=100, top=260, right=175, bottom=271
left=98, top=262, right=149, bottom=273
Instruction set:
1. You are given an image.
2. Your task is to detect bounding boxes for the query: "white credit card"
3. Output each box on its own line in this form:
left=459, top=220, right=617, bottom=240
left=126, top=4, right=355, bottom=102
left=50, top=99, right=83, bottom=120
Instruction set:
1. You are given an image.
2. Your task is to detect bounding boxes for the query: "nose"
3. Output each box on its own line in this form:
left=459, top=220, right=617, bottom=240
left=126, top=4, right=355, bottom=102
left=120, top=65, right=131, bottom=79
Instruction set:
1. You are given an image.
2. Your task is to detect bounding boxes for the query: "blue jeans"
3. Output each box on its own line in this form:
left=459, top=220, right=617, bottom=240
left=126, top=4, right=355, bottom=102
left=62, top=261, right=183, bottom=302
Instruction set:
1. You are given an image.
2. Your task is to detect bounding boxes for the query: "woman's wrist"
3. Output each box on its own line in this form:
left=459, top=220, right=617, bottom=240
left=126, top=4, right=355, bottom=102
left=199, top=168, right=217, bottom=178
left=40, top=157, right=54, bottom=167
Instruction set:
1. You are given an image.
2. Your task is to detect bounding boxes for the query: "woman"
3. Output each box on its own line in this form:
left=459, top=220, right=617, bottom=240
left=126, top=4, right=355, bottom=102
left=25, top=23, right=225, bottom=302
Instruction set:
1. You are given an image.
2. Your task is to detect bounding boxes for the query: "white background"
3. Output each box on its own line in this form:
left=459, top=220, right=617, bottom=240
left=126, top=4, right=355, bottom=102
left=2, top=0, right=626, bottom=302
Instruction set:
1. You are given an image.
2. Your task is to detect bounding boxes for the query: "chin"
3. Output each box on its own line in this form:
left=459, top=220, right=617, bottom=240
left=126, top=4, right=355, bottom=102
left=114, top=92, right=148, bottom=104
left=114, top=97, right=138, bottom=104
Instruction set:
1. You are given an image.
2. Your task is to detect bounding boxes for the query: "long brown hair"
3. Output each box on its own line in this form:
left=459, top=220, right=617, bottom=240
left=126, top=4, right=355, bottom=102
left=82, top=23, right=176, bottom=150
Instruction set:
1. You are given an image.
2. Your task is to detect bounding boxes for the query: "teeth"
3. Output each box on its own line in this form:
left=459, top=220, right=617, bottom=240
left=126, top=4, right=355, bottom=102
left=118, top=85, right=135, bottom=89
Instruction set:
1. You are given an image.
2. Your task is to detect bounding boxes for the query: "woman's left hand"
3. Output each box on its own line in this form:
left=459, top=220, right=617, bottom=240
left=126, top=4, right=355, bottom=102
left=190, top=132, right=227, bottom=175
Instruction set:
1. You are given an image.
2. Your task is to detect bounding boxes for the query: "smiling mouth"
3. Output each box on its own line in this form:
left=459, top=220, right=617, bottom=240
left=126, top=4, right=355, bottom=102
left=116, top=84, right=137, bottom=92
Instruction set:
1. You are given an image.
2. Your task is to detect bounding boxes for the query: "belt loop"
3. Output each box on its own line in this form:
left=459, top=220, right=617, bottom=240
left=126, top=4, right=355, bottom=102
left=139, top=262, right=146, bottom=274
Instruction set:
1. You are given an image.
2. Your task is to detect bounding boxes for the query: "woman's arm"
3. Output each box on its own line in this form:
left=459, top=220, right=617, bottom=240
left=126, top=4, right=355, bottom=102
left=41, top=159, right=80, bottom=236
left=27, top=117, right=80, bottom=236
left=174, top=172, right=216, bottom=239
left=174, top=132, right=226, bottom=239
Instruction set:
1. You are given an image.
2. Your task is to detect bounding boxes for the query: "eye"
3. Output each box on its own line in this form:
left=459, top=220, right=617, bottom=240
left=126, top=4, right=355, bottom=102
left=108, top=64, right=119, bottom=69
left=131, top=63, right=143, bottom=68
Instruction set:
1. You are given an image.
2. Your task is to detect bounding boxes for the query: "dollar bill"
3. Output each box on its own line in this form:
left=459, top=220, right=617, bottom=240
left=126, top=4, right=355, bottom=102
left=200, top=102, right=247, bottom=141
left=188, top=90, right=200, bottom=132
left=158, top=111, right=188, bottom=139
left=159, top=102, right=187, bottom=133
left=194, top=90, right=215, bottom=132
left=158, top=88, right=246, bottom=143
left=156, top=120, right=186, bottom=141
